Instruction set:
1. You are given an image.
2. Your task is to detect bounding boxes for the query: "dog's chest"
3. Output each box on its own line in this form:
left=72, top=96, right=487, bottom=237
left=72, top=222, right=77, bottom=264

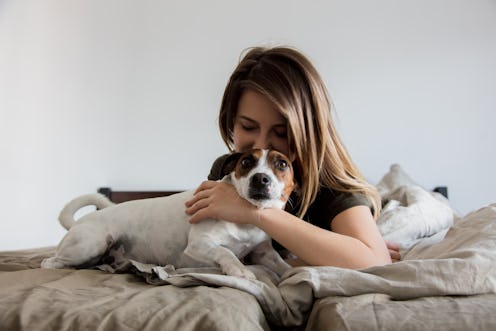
left=192, top=220, right=269, bottom=258
left=224, top=222, right=267, bottom=242
left=222, top=223, right=269, bottom=256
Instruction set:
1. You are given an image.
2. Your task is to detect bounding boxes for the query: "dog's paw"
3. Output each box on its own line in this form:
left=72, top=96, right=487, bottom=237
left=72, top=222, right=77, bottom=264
left=222, top=265, right=257, bottom=280
left=41, top=257, right=65, bottom=269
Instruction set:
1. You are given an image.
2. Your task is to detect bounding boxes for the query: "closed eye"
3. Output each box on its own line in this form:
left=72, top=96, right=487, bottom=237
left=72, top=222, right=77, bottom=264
left=273, top=127, right=287, bottom=138
left=241, top=125, right=256, bottom=132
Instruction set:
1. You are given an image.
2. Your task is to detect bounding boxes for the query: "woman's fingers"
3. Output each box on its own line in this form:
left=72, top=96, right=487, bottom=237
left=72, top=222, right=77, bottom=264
left=185, top=189, right=211, bottom=209
left=389, top=249, right=401, bottom=262
left=184, top=181, right=224, bottom=222
left=193, top=180, right=217, bottom=194
left=185, top=194, right=211, bottom=216
left=184, top=180, right=256, bottom=225
left=385, top=240, right=400, bottom=251
left=187, top=209, right=207, bottom=224
left=385, top=240, right=401, bottom=262
left=185, top=181, right=216, bottom=208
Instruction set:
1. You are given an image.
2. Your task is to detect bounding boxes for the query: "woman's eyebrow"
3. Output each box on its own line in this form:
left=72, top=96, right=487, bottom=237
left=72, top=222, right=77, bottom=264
left=237, top=115, right=257, bottom=123
left=237, top=115, right=286, bottom=127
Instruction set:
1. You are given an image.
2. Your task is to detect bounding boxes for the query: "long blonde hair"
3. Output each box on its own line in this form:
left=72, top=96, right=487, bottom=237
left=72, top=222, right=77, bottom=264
left=218, top=46, right=381, bottom=219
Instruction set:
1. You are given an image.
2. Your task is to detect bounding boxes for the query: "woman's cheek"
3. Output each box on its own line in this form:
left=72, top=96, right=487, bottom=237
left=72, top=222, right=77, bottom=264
left=233, top=134, right=251, bottom=152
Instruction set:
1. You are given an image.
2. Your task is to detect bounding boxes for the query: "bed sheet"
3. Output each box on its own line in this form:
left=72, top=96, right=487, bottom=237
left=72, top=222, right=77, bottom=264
left=306, top=293, right=496, bottom=331
left=0, top=247, right=270, bottom=331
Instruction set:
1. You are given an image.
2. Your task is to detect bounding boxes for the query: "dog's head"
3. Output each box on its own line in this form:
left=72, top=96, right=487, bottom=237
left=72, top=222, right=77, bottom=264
left=222, top=149, right=296, bottom=209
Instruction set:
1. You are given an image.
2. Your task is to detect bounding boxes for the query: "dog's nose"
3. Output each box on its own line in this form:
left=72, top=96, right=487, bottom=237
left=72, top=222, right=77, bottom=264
left=251, top=173, right=271, bottom=189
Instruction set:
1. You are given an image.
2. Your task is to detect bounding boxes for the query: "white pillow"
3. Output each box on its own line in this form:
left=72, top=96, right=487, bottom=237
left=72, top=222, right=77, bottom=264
left=375, top=164, right=457, bottom=254
left=376, top=164, right=418, bottom=197
left=377, top=185, right=454, bottom=252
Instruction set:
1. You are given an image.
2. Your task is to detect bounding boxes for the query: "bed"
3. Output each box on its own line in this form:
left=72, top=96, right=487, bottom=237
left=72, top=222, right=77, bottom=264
left=1, top=164, right=495, bottom=331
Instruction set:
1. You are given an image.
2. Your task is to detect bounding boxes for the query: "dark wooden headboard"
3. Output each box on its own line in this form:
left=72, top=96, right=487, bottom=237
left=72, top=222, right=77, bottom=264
left=433, top=186, right=448, bottom=199
left=97, top=187, right=183, bottom=204
left=98, top=186, right=449, bottom=204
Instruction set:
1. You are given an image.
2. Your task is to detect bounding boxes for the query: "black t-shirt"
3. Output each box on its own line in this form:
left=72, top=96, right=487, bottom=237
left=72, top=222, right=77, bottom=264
left=285, top=188, right=370, bottom=230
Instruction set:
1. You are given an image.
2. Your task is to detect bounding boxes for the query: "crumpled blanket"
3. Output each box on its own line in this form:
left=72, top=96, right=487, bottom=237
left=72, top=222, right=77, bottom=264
left=96, top=186, right=496, bottom=327
left=376, top=163, right=458, bottom=253
left=377, top=185, right=455, bottom=253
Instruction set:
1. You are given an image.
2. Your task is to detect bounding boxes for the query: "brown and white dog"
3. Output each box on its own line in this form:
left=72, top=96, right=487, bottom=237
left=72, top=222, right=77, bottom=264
left=41, top=149, right=295, bottom=279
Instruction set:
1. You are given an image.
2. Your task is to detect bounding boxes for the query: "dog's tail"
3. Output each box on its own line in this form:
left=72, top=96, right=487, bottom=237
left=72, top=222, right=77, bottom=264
left=58, top=193, right=114, bottom=230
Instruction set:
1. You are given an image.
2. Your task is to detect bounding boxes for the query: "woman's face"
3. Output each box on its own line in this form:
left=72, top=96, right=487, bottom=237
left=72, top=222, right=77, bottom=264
left=233, top=90, right=294, bottom=160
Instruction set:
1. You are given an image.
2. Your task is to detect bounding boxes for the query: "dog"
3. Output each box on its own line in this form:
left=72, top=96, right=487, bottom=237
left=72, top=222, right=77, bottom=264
left=41, top=149, right=295, bottom=279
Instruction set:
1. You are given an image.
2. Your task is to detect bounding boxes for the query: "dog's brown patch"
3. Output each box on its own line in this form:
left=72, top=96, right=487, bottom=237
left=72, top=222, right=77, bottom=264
left=234, top=149, right=264, bottom=179
left=266, top=150, right=295, bottom=203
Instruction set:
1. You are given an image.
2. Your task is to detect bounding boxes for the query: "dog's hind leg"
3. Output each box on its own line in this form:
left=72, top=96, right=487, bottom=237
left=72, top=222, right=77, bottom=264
left=41, top=229, right=114, bottom=269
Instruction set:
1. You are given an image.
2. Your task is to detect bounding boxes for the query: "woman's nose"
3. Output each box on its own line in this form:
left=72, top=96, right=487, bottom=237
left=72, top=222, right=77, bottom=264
left=253, top=135, right=271, bottom=150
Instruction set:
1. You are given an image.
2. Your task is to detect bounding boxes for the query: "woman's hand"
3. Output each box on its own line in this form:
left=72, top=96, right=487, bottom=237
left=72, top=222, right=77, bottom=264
left=385, top=241, right=401, bottom=262
left=185, top=181, right=258, bottom=225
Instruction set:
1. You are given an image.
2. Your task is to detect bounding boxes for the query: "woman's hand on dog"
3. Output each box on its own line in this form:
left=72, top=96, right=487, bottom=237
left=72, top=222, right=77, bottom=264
left=385, top=241, right=401, bottom=262
left=185, top=181, right=259, bottom=225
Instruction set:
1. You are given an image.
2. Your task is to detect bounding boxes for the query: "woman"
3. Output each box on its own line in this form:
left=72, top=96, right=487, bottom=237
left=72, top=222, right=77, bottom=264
left=185, top=46, right=399, bottom=268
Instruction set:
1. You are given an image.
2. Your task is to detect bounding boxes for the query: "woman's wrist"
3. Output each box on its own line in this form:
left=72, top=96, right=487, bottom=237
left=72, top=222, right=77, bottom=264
left=250, top=207, right=283, bottom=230
left=247, top=206, right=264, bottom=227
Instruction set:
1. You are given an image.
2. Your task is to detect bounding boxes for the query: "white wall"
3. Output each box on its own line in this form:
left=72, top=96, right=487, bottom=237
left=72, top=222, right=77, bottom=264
left=1, top=0, right=495, bottom=250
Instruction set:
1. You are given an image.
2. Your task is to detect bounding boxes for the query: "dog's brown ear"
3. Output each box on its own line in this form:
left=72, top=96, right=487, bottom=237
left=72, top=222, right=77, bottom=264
left=207, top=152, right=243, bottom=181
left=220, top=152, right=243, bottom=178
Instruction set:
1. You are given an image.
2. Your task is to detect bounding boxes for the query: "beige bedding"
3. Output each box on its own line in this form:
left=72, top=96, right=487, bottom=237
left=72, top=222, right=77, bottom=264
left=307, top=294, right=496, bottom=331
left=2, top=165, right=496, bottom=330
left=0, top=247, right=270, bottom=331
left=2, top=203, right=496, bottom=330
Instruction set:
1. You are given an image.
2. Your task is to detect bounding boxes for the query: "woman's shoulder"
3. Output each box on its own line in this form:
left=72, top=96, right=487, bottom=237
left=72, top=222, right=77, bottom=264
left=314, top=186, right=370, bottom=208
left=304, top=187, right=371, bottom=228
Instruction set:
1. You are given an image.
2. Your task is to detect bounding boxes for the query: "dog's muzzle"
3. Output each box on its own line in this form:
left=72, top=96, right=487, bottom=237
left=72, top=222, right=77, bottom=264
left=249, top=173, right=272, bottom=200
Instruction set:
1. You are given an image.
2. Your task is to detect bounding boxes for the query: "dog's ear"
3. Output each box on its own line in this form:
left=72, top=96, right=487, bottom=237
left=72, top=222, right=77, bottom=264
left=219, top=152, right=243, bottom=178
left=207, top=152, right=243, bottom=181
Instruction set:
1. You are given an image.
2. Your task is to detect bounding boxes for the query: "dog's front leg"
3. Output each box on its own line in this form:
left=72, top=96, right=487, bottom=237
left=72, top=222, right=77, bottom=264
left=249, top=241, right=292, bottom=276
left=184, top=240, right=257, bottom=280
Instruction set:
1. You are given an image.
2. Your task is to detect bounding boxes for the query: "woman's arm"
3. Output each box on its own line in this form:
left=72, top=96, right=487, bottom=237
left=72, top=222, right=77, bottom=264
left=254, top=207, right=391, bottom=268
left=185, top=181, right=391, bottom=269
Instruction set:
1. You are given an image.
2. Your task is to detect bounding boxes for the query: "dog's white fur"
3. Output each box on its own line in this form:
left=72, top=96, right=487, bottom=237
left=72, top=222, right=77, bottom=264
left=41, top=149, right=294, bottom=279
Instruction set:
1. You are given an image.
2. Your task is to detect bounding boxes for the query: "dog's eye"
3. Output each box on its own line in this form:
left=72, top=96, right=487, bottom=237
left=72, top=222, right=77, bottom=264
left=240, top=157, right=254, bottom=169
left=275, top=160, right=288, bottom=170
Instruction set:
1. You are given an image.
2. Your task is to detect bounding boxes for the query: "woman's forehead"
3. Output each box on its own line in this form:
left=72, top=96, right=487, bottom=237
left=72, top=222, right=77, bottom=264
left=236, top=91, right=287, bottom=125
